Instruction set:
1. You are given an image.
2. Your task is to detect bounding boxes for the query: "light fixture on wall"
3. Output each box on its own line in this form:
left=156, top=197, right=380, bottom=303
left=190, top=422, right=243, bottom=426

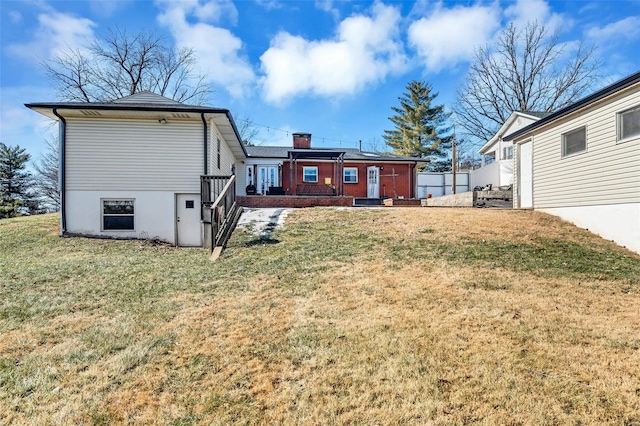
left=158, top=118, right=167, bottom=124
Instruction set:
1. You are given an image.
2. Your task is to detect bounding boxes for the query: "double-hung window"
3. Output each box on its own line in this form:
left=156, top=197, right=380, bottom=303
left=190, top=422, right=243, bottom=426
left=502, top=146, right=513, bottom=160
left=102, top=199, right=134, bottom=231
left=561, top=126, right=587, bottom=157
left=344, top=168, right=358, bottom=183
left=303, top=166, right=318, bottom=183
left=618, top=105, right=640, bottom=142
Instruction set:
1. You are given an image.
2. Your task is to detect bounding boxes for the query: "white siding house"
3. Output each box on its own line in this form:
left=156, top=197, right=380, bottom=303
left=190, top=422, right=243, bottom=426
left=506, top=71, right=640, bottom=254
left=26, top=92, right=246, bottom=246
left=472, top=112, right=542, bottom=189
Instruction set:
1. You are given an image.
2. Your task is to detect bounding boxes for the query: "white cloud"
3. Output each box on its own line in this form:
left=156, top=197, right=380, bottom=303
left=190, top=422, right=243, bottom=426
left=6, top=11, right=95, bottom=63
left=259, top=2, right=407, bottom=104
left=156, top=0, right=238, bottom=25
left=315, top=0, right=340, bottom=20
left=504, top=0, right=565, bottom=32
left=156, top=1, right=255, bottom=98
left=8, top=11, right=22, bottom=24
left=0, top=85, right=58, bottom=159
left=408, top=3, right=501, bottom=72
left=255, top=0, right=283, bottom=11
left=587, top=16, right=640, bottom=43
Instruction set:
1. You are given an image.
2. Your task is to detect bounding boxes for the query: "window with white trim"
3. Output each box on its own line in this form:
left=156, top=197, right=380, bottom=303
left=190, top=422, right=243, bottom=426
left=618, top=105, right=640, bottom=142
left=102, top=199, right=134, bottom=231
left=502, top=146, right=513, bottom=159
left=303, top=166, right=318, bottom=183
left=343, top=167, right=358, bottom=183
left=561, top=126, right=587, bottom=157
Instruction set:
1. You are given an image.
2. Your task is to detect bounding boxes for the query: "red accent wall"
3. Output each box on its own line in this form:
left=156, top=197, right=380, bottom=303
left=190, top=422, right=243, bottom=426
left=281, top=161, right=416, bottom=198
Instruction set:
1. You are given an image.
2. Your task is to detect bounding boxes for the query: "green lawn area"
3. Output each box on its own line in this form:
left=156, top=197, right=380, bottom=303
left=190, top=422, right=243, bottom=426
left=1, top=209, right=639, bottom=425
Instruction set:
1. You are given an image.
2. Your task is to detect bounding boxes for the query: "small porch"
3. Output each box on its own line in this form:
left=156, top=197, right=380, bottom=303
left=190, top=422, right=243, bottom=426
left=286, top=150, right=346, bottom=196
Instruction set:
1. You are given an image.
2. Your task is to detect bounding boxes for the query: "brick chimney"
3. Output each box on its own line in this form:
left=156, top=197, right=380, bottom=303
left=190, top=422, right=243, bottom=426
left=292, top=132, right=311, bottom=149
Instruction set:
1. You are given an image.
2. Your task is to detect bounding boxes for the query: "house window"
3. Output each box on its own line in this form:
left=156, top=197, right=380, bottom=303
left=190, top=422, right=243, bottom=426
left=618, top=105, right=640, bottom=142
left=344, top=168, right=358, bottom=183
left=303, top=166, right=318, bottom=183
left=484, top=153, right=495, bottom=165
left=561, top=126, right=587, bottom=157
left=216, top=137, right=221, bottom=169
left=502, top=146, right=513, bottom=159
left=102, top=199, right=134, bottom=231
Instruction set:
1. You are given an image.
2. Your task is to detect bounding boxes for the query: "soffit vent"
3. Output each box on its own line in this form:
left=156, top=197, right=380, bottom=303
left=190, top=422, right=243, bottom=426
left=80, top=110, right=102, bottom=116
left=172, top=113, right=191, bottom=118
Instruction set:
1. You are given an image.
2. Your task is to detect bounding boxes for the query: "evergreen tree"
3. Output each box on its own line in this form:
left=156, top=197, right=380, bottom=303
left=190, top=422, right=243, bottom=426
left=0, top=143, right=34, bottom=218
left=383, top=81, right=452, bottom=164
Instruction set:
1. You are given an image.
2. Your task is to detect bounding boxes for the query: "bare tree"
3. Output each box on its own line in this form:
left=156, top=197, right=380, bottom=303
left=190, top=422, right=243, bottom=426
left=32, top=139, right=60, bottom=212
left=44, top=28, right=212, bottom=104
left=454, top=22, right=600, bottom=143
left=235, top=115, right=260, bottom=145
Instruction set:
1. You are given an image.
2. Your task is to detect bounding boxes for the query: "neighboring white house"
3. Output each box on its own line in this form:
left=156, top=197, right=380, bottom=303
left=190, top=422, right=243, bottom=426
left=505, top=71, right=640, bottom=254
left=26, top=92, right=246, bottom=247
left=472, top=111, right=544, bottom=189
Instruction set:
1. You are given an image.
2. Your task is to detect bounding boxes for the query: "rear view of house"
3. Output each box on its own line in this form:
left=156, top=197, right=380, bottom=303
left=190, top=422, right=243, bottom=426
left=236, top=133, right=423, bottom=204
left=506, top=71, right=640, bottom=254
left=26, top=92, right=246, bottom=246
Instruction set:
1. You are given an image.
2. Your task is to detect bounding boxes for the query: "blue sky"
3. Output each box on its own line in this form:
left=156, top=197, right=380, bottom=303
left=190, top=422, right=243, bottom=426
left=1, top=0, right=639, bottom=161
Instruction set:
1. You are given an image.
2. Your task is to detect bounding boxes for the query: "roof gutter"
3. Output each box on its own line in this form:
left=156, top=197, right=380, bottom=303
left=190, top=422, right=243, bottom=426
left=225, top=111, right=248, bottom=157
left=505, top=70, right=640, bottom=141
left=52, top=108, right=66, bottom=235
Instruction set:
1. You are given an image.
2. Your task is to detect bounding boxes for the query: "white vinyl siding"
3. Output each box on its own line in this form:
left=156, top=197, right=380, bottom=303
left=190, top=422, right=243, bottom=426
left=515, top=84, right=640, bottom=209
left=66, top=118, right=203, bottom=191
left=208, top=121, right=235, bottom=175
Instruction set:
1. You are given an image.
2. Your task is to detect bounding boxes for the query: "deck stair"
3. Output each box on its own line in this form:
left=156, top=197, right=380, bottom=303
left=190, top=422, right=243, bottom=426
left=353, top=197, right=383, bottom=206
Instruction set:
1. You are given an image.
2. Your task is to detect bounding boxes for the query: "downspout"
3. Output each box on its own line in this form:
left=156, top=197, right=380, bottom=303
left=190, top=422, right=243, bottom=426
left=200, top=113, right=209, bottom=249
left=52, top=108, right=66, bottom=235
left=201, top=113, right=208, bottom=174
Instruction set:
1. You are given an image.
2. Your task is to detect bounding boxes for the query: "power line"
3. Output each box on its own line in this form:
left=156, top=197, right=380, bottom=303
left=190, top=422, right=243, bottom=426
left=236, top=118, right=362, bottom=148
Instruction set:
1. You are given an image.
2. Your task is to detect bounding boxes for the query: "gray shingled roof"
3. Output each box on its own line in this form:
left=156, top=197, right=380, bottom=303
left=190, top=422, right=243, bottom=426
left=517, top=111, right=553, bottom=119
left=245, top=145, right=425, bottom=162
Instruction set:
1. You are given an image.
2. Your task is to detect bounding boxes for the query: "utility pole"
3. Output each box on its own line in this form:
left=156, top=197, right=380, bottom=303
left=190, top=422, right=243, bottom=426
left=452, top=131, right=457, bottom=195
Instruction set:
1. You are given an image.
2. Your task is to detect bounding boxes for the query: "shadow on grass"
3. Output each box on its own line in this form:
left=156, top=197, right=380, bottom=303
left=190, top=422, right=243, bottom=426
left=242, top=237, right=280, bottom=247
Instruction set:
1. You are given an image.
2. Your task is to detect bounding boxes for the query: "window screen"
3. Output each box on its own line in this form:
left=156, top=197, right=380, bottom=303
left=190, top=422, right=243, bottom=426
left=562, top=127, right=586, bottom=157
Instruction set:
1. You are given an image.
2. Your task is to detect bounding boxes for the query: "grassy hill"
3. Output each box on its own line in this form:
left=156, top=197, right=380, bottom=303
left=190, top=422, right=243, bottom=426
left=1, top=210, right=639, bottom=425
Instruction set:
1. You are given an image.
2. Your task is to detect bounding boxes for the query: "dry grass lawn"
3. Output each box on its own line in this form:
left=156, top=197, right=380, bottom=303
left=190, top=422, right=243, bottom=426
left=1, top=208, right=639, bottom=425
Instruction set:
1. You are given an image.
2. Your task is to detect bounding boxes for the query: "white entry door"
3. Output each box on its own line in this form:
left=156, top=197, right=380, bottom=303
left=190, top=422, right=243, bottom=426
left=176, top=193, right=202, bottom=246
left=257, top=166, right=278, bottom=194
left=518, top=141, right=533, bottom=208
left=367, top=166, right=380, bottom=198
